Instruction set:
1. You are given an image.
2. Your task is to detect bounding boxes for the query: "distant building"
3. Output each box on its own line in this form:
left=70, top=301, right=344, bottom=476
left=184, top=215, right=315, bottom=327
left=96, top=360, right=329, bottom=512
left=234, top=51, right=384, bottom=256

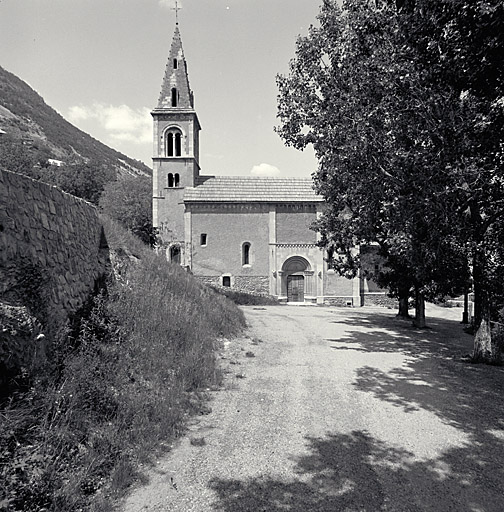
left=48, top=159, right=65, bottom=167
left=151, top=25, right=385, bottom=305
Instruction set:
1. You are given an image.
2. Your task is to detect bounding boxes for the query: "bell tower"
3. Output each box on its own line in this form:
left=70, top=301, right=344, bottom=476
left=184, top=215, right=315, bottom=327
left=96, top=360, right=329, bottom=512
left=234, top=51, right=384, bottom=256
left=152, top=23, right=201, bottom=252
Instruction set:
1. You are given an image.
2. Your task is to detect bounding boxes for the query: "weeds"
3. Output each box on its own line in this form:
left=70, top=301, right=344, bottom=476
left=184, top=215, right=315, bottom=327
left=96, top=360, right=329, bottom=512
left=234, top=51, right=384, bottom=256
left=0, top=217, right=245, bottom=511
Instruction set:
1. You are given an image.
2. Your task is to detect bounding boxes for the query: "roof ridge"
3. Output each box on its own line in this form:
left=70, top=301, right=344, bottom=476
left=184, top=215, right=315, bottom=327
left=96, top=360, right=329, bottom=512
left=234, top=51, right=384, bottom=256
left=197, top=175, right=313, bottom=180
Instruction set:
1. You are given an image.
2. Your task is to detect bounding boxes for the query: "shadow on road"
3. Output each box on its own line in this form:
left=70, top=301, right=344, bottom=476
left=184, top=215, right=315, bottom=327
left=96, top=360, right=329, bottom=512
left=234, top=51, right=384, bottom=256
left=209, top=429, right=503, bottom=511
left=326, top=311, right=504, bottom=432
left=210, top=311, right=504, bottom=512
left=328, top=310, right=473, bottom=359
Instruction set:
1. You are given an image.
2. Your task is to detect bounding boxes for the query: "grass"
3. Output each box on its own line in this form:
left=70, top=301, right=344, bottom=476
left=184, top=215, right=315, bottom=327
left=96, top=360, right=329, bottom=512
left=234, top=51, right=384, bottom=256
left=0, top=216, right=245, bottom=511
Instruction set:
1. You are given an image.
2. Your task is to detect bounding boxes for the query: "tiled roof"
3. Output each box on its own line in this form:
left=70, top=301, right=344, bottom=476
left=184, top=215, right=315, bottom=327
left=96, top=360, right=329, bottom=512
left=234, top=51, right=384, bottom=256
left=184, top=176, right=323, bottom=203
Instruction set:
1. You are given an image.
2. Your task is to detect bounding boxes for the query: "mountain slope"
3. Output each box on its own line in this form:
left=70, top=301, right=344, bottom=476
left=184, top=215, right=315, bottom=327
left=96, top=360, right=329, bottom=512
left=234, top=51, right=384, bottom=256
left=0, top=65, right=151, bottom=178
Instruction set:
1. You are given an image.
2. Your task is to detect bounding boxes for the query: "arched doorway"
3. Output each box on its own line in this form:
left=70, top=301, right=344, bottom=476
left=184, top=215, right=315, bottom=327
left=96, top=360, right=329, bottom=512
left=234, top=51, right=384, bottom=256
left=169, top=245, right=181, bottom=265
left=282, top=256, right=311, bottom=302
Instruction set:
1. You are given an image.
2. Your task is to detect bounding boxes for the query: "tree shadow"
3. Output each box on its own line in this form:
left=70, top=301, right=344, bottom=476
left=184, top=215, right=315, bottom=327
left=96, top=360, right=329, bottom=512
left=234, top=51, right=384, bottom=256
left=326, top=311, right=504, bottom=427
left=327, top=310, right=473, bottom=359
left=209, top=430, right=504, bottom=511
left=327, top=309, right=504, bottom=432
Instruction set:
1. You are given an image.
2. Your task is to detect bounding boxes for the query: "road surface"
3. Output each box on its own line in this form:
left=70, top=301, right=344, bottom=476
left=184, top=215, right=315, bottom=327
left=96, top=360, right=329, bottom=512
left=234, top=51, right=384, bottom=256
left=123, top=305, right=504, bottom=512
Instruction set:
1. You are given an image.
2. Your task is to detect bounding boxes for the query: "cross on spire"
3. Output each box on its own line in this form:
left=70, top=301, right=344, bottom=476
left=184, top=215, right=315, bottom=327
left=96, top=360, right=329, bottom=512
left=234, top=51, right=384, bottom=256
left=171, top=0, right=181, bottom=25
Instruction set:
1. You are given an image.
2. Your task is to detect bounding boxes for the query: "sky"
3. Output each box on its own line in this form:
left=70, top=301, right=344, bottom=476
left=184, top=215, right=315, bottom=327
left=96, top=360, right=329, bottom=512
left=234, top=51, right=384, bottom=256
left=0, top=0, right=322, bottom=178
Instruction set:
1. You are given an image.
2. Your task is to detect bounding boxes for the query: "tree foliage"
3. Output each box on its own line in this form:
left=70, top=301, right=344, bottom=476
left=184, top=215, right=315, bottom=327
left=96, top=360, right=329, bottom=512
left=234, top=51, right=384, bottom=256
left=0, top=134, right=37, bottom=175
left=50, top=161, right=116, bottom=205
left=277, top=0, right=504, bottom=352
left=99, top=175, right=157, bottom=246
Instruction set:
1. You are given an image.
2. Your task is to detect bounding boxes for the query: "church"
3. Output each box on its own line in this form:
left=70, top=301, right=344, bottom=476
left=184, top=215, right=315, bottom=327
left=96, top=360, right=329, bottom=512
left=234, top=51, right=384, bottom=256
left=151, top=25, right=384, bottom=305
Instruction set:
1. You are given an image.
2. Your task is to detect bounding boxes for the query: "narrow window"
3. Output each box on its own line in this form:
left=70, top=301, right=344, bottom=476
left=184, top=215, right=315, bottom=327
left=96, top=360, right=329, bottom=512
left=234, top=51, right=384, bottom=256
left=175, top=133, right=182, bottom=156
left=174, top=173, right=180, bottom=187
left=168, top=173, right=174, bottom=188
left=167, top=132, right=174, bottom=156
left=242, top=242, right=250, bottom=266
left=173, top=58, right=178, bottom=69
left=171, top=88, right=177, bottom=107
left=200, top=233, right=207, bottom=246
left=222, top=276, right=231, bottom=287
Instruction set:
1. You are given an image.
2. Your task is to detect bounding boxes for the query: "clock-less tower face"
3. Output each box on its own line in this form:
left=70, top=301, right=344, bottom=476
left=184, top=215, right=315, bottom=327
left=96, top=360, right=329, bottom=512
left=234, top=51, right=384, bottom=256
left=151, top=25, right=201, bottom=244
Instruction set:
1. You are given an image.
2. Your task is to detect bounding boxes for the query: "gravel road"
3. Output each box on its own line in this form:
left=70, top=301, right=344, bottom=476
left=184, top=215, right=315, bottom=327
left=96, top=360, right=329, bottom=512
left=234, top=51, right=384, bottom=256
left=122, top=304, right=504, bottom=512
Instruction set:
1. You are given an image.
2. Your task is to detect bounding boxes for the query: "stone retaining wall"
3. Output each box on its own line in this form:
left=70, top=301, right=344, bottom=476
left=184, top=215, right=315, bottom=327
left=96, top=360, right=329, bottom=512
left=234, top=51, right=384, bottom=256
left=0, top=169, right=110, bottom=335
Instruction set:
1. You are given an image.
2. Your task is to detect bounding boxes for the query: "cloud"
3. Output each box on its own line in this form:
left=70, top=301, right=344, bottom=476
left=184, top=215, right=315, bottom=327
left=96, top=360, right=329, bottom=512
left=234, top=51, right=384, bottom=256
left=68, top=103, right=151, bottom=144
left=68, top=105, right=90, bottom=121
left=250, top=163, right=281, bottom=177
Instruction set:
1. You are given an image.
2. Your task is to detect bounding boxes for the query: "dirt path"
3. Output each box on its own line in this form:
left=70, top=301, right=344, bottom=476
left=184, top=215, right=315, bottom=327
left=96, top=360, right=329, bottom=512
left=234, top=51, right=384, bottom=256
left=122, top=305, right=504, bottom=512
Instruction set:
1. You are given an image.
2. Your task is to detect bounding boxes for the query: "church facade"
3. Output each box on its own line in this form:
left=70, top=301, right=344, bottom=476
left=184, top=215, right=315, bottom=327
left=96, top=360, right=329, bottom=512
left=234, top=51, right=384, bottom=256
left=152, top=26, right=384, bottom=305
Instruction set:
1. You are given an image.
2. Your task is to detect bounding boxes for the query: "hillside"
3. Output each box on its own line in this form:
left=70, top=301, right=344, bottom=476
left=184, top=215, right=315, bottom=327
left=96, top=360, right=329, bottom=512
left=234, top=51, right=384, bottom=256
left=0, top=65, right=151, bottom=178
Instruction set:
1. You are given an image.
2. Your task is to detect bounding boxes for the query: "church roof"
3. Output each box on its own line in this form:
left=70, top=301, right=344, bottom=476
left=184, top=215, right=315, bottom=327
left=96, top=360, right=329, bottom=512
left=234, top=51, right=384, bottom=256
left=184, top=176, right=323, bottom=203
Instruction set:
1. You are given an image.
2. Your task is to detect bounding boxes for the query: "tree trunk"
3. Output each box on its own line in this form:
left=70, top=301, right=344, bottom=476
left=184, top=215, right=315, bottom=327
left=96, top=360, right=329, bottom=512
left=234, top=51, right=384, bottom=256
left=470, top=244, right=499, bottom=363
left=472, top=247, right=485, bottom=330
left=472, top=316, right=498, bottom=363
left=413, top=286, right=426, bottom=328
left=396, top=285, right=411, bottom=319
left=468, top=203, right=500, bottom=363
left=470, top=203, right=486, bottom=330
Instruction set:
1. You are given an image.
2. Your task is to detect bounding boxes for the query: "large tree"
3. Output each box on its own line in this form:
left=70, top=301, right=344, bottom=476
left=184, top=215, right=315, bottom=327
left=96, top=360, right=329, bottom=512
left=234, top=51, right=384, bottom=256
left=403, top=0, right=504, bottom=359
left=277, top=0, right=503, bottom=358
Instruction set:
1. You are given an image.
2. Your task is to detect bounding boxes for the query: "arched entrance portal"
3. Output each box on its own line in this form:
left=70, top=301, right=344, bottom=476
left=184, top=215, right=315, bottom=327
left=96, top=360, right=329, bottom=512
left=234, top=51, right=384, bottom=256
left=169, top=245, right=181, bottom=265
left=281, top=256, right=312, bottom=302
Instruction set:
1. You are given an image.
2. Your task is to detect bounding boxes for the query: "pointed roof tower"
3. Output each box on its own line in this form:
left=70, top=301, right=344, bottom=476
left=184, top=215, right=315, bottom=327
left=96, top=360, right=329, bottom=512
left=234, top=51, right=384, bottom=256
left=151, top=20, right=202, bottom=240
left=157, top=25, right=194, bottom=110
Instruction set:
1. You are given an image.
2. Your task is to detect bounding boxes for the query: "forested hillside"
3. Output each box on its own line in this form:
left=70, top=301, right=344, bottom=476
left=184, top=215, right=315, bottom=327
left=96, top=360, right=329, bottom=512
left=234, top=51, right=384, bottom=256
left=0, top=65, right=151, bottom=179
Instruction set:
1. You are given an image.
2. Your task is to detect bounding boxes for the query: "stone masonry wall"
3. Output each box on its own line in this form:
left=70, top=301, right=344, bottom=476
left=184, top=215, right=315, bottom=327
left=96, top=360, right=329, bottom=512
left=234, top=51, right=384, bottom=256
left=362, top=294, right=397, bottom=308
left=0, top=169, right=110, bottom=335
left=197, top=276, right=270, bottom=295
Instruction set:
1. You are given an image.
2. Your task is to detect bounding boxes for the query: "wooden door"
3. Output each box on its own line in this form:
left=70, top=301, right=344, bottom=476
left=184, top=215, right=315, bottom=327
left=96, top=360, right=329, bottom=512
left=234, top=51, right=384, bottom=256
left=287, top=275, right=304, bottom=302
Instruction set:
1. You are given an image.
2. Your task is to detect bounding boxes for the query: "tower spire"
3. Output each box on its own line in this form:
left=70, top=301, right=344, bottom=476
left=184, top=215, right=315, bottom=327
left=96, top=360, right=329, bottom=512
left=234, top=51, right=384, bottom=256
left=157, top=24, right=194, bottom=109
left=151, top=7, right=201, bottom=250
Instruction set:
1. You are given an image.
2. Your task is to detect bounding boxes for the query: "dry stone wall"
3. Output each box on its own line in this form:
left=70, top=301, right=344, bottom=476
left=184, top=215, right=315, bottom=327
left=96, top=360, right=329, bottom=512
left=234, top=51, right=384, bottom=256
left=0, top=169, right=110, bottom=335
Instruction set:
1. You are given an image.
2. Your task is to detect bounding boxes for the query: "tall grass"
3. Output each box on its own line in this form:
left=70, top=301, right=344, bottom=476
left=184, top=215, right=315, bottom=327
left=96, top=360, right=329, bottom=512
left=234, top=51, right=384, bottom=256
left=0, top=216, right=245, bottom=511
